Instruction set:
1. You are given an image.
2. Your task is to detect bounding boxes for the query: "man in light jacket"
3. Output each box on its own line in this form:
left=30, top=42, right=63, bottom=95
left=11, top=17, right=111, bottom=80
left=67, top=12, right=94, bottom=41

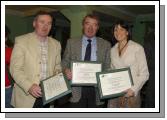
left=10, top=11, right=62, bottom=108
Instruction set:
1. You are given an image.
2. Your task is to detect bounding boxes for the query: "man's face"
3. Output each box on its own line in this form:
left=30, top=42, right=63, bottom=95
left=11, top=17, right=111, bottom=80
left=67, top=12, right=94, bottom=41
left=83, top=17, right=99, bottom=38
left=33, top=15, right=52, bottom=37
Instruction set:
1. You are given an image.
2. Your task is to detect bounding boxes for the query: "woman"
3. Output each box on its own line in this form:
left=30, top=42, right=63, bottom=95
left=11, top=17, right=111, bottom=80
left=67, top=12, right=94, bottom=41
left=5, top=25, right=14, bottom=108
left=108, top=21, right=149, bottom=108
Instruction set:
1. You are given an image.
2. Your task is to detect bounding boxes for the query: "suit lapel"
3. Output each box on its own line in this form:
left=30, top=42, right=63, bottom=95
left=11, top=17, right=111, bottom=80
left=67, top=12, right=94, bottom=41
left=30, top=33, right=40, bottom=62
left=75, top=38, right=82, bottom=60
left=96, top=38, right=101, bottom=61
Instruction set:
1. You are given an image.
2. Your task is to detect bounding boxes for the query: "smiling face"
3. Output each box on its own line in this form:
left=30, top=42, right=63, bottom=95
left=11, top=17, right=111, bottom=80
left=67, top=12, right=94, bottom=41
left=83, top=17, right=99, bottom=38
left=33, top=14, right=52, bottom=38
left=114, top=24, right=129, bottom=42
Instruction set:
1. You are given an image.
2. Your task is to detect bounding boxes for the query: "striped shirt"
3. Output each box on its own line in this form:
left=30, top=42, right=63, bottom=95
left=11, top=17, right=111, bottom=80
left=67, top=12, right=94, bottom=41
left=39, top=39, right=48, bottom=80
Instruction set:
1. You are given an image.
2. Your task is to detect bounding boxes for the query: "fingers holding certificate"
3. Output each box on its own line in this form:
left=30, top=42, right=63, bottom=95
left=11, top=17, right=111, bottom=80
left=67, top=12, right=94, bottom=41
left=40, top=73, right=72, bottom=105
left=71, top=61, right=102, bottom=86
left=96, top=67, right=134, bottom=100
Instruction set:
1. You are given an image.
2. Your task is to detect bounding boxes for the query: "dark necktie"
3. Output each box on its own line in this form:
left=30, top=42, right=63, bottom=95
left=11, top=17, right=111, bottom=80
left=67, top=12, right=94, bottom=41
left=84, top=39, right=92, bottom=61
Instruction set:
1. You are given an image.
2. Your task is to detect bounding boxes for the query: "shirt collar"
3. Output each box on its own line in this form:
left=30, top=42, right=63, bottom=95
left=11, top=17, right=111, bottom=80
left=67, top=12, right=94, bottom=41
left=82, top=35, right=96, bottom=45
left=34, top=32, right=48, bottom=43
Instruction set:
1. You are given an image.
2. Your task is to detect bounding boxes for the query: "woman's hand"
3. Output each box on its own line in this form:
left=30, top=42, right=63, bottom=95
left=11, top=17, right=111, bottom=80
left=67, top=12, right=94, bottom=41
left=124, top=88, right=134, bottom=97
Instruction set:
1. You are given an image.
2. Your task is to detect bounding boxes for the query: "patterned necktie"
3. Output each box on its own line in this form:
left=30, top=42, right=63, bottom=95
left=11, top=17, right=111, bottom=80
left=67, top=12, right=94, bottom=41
left=84, top=39, right=92, bottom=61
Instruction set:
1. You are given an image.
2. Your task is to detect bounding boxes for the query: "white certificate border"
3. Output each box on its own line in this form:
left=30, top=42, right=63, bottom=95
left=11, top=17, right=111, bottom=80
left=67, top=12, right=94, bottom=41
left=1, top=1, right=160, bottom=113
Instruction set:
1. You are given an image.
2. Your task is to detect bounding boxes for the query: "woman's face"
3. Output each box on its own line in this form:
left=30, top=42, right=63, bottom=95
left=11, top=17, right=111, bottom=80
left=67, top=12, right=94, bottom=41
left=114, top=24, right=128, bottom=42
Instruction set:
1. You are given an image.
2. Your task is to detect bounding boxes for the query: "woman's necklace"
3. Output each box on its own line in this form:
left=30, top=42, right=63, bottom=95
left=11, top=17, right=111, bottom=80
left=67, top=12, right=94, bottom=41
left=118, top=41, right=128, bottom=56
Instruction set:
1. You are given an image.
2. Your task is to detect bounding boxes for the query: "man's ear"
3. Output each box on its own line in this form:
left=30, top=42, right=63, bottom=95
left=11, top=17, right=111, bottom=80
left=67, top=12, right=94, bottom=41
left=97, top=25, right=99, bottom=31
left=33, top=21, right=36, bottom=28
left=126, top=31, right=129, bottom=36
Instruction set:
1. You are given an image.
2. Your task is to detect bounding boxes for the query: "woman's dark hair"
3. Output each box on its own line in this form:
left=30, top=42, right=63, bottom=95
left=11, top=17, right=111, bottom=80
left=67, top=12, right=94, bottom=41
left=112, top=20, right=132, bottom=41
left=5, top=25, right=14, bottom=47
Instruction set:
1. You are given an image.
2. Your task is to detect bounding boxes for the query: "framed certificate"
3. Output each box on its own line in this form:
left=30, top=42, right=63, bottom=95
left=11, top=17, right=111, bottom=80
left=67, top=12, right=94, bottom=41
left=40, top=73, right=72, bottom=105
left=71, top=61, right=102, bottom=86
left=96, top=67, right=134, bottom=100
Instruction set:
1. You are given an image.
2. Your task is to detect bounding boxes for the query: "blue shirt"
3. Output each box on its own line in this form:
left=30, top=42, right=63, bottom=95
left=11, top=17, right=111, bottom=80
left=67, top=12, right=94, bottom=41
left=81, top=35, right=97, bottom=61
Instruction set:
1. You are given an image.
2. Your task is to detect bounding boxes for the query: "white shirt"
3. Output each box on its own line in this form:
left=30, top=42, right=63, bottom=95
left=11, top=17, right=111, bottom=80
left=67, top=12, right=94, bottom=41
left=81, top=35, right=97, bottom=61
left=111, top=40, right=149, bottom=96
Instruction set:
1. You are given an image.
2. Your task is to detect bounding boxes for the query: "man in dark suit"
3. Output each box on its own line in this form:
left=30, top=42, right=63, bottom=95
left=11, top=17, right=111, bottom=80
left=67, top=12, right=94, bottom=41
left=61, top=14, right=111, bottom=108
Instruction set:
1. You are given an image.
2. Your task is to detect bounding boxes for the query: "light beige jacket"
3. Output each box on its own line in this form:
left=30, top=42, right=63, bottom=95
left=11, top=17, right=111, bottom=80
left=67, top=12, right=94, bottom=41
left=110, top=40, right=149, bottom=96
left=10, top=32, right=62, bottom=108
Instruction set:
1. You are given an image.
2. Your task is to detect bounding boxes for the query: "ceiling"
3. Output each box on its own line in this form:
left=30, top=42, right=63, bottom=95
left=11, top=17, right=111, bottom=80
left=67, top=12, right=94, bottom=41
left=108, top=5, right=154, bottom=16
left=6, top=5, right=67, bottom=12
left=6, top=5, right=155, bottom=21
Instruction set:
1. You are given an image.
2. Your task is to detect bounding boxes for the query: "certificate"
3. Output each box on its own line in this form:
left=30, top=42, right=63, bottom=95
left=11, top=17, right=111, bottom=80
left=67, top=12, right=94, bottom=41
left=96, top=67, right=134, bottom=100
left=40, top=73, right=72, bottom=105
left=71, top=61, right=102, bottom=86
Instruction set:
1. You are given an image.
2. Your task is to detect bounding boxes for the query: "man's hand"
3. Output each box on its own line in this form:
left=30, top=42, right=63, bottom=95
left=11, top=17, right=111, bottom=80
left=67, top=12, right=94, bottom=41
left=64, top=68, right=72, bottom=80
left=28, top=84, right=42, bottom=98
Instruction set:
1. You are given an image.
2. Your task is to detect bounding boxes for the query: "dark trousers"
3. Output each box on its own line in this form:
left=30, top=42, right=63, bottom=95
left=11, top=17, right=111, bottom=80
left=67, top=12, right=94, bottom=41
left=57, top=87, right=105, bottom=108
left=141, top=71, right=155, bottom=108
left=33, top=97, right=50, bottom=108
left=81, top=86, right=96, bottom=107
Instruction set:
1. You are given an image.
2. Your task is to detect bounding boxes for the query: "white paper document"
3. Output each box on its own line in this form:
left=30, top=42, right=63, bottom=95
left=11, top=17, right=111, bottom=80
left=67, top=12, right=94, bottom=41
left=72, top=62, right=102, bottom=85
left=42, top=73, right=68, bottom=101
left=99, top=71, right=132, bottom=96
